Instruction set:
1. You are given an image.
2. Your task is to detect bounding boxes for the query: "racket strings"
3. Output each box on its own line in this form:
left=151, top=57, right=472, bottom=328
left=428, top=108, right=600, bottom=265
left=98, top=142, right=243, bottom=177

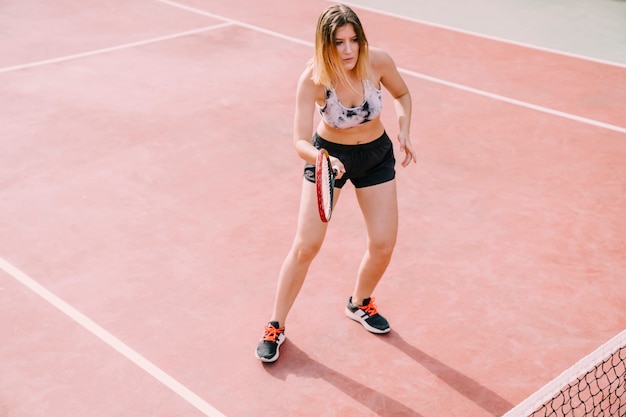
left=321, top=159, right=333, bottom=217
left=316, top=148, right=335, bottom=223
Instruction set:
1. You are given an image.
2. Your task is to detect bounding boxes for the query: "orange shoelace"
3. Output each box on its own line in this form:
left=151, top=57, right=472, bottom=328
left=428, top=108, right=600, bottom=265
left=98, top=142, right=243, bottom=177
left=262, top=323, right=284, bottom=342
left=359, top=298, right=378, bottom=316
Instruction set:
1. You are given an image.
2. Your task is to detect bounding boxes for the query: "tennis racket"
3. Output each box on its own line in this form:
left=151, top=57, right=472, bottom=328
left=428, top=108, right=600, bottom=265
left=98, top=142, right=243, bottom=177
left=315, top=148, right=338, bottom=223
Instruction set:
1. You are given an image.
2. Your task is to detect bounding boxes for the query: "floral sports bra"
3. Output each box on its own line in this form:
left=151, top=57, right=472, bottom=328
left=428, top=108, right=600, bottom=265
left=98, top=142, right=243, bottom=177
left=317, top=79, right=382, bottom=129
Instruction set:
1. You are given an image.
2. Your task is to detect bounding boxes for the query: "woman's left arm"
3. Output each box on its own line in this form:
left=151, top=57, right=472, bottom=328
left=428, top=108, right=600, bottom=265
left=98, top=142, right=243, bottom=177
left=375, top=50, right=417, bottom=167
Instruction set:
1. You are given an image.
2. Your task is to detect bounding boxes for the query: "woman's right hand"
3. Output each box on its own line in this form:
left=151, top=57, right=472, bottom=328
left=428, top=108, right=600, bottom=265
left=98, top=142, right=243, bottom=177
left=329, top=156, right=345, bottom=180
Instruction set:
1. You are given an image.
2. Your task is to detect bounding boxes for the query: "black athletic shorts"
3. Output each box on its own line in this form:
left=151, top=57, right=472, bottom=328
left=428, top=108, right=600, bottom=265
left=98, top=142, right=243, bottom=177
left=304, top=131, right=395, bottom=189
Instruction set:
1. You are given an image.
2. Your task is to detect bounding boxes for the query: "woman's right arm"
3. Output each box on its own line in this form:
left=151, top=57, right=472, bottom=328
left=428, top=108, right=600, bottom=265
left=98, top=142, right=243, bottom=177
left=293, top=68, right=319, bottom=165
left=292, top=68, right=345, bottom=177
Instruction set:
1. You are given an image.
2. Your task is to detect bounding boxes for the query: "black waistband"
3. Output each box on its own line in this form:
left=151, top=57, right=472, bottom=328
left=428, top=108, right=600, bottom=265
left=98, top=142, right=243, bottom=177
left=313, top=131, right=389, bottom=152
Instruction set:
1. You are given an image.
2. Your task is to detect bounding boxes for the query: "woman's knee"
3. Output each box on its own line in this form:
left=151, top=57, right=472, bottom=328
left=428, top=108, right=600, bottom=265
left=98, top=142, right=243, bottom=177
left=368, top=237, right=396, bottom=260
left=291, top=240, right=323, bottom=264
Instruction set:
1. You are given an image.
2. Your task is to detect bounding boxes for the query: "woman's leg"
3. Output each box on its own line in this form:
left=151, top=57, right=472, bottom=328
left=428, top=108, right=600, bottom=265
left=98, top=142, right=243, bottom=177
left=351, top=179, right=398, bottom=305
left=270, top=179, right=341, bottom=327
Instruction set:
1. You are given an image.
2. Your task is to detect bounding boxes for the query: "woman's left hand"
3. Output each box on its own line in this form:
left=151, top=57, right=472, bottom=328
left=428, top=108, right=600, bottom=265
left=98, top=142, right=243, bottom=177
left=397, top=132, right=417, bottom=167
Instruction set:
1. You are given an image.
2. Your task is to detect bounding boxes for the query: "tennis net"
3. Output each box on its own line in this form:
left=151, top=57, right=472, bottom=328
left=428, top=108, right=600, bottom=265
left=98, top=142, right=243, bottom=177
left=503, top=330, right=626, bottom=417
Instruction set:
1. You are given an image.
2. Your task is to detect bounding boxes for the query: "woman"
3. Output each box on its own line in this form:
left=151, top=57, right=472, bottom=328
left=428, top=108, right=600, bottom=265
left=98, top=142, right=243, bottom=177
left=255, top=4, right=416, bottom=362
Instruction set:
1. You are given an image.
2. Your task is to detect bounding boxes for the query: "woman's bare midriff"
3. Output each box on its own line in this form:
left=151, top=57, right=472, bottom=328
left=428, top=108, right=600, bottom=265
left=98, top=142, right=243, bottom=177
left=316, top=117, right=385, bottom=145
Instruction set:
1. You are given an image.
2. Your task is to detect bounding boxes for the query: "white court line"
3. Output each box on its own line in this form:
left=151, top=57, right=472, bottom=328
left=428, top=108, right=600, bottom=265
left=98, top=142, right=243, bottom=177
left=0, top=257, right=227, bottom=417
left=0, top=23, right=233, bottom=74
left=153, top=0, right=312, bottom=47
left=400, top=68, right=626, bottom=134
left=155, top=0, right=626, bottom=135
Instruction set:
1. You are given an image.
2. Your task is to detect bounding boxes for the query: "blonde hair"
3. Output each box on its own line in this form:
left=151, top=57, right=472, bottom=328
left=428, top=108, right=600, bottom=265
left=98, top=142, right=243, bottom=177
left=311, top=4, right=369, bottom=90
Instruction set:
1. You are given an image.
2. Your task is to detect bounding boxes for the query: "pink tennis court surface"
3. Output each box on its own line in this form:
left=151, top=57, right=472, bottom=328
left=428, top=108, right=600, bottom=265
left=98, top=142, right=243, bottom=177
left=1, top=1, right=625, bottom=416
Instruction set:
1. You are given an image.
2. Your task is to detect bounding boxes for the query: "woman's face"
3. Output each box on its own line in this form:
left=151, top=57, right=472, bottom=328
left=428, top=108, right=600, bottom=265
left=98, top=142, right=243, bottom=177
left=334, top=23, right=359, bottom=71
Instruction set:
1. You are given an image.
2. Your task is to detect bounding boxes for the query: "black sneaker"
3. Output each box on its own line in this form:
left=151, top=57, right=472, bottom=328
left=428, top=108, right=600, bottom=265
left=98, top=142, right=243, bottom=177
left=255, top=321, right=286, bottom=362
left=345, top=297, right=390, bottom=334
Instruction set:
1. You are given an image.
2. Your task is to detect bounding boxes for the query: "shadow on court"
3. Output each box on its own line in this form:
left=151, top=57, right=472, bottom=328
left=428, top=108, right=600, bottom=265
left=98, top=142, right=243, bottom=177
left=382, top=332, right=514, bottom=416
left=263, top=331, right=514, bottom=416
left=263, top=341, right=424, bottom=417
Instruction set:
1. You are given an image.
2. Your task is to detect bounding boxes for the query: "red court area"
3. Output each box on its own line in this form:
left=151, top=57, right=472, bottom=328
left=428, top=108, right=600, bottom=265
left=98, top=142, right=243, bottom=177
left=1, top=1, right=626, bottom=416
